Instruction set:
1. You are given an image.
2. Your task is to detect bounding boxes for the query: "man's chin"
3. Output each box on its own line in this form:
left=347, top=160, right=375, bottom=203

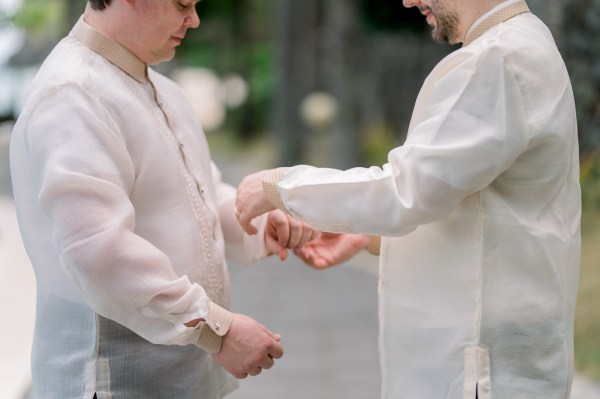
left=149, top=52, right=176, bottom=66
left=431, top=28, right=458, bottom=45
left=430, top=28, right=444, bottom=44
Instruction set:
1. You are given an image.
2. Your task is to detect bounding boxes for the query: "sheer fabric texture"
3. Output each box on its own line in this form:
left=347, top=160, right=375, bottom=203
left=275, top=3, right=580, bottom=399
left=10, top=17, right=268, bottom=399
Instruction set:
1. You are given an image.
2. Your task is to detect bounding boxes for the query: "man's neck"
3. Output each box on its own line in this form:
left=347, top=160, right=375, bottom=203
left=82, top=3, right=144, bottom=64
left=83, top=3, right=120, bottom=41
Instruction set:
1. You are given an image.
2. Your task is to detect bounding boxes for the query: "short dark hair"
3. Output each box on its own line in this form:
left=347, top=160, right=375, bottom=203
left=89, top=0, right=112, bottom=10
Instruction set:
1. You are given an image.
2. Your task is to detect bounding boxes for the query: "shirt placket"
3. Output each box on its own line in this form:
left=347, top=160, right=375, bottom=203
left=145, top=78, right=224, bottom=303
left=149, top=80, right=216, bottom=215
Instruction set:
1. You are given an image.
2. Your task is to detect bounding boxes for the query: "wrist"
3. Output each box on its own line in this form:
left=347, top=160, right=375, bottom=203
left=262, top=167, right=290, bottom=212
left=196, top=301, right=233, bottom=354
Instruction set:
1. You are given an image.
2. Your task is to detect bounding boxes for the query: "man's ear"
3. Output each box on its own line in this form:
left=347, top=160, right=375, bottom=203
left=121, top=0, right=137, bottom=10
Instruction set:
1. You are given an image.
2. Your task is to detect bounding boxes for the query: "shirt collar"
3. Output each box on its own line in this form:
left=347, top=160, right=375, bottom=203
left=464, top=0, right=528, bottom=46
left=71, top=16, right=148, bottom=83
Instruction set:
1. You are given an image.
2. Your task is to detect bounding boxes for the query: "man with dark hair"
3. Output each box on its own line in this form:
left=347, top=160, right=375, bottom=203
left=89, top=0, right=112, bottom=10
left=235, top=1, right=581, bottom=398
left=10, top=0, right=317, bottom=398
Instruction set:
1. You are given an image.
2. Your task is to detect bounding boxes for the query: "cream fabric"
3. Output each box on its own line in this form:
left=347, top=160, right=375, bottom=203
left=10, top=17, right=269, bottom=399
left=463, top=0, right=530, bottom=46
left=71, top=18, right=146, bottom=83
left=273, top=4, right=580, bottom=399
left=197, top=302, right=235, bottom=354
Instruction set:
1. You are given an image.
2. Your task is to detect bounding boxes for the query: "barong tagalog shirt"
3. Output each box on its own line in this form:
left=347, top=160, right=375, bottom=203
left=264, top=2, right=581, bottom=399
left=10, top=17, right=270, bottom=399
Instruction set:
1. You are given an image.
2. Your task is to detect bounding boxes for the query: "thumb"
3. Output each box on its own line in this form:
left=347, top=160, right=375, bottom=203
left=265, top=232, right=289, bottom=260
left=257, top=321, right=282, bottom=341
left=240, top=215, right=258, bottom=235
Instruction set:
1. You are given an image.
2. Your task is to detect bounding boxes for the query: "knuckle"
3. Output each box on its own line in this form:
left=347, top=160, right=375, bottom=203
left=235, top=371, right=247, bottom=379
left=243, top=359, right=253, bottom=370
left=252, top=354, right=264, bottom=365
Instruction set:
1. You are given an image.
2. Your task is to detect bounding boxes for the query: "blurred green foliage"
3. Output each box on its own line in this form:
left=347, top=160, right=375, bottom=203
left=11, top=0, right=63, bottom=37
left=177, top=0, right=274, bottom=139
left=361, top=123, right=399, bottom=166
left=574, top=153, right=600, bottom=380
left=581, top=153, right=600, bottom=213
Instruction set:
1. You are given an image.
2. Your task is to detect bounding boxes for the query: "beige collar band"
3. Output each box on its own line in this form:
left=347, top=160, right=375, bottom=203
left=72, top=17, right=147, bottom=83
left=463, top=1, right=530, bottom=47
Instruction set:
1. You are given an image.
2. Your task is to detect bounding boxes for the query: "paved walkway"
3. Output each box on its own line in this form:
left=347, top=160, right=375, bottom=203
left=1, top=138, right=600, bottom=398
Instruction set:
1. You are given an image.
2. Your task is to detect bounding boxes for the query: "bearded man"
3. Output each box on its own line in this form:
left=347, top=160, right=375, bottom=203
left=235, top=1, right=581, bottom=398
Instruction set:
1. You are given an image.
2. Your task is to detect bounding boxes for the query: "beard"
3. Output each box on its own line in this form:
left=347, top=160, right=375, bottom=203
left=429, top=0, right=461, bottom=44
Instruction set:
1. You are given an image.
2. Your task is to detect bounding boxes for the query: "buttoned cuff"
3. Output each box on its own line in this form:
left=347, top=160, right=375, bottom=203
left=262, top=167, right=290, bottom=213
left=197, top=302, right=233, bottom=354
left=367, top=236, right=381, bottom=256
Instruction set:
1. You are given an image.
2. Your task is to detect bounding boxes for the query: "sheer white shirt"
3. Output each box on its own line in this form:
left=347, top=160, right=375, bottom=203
left=10, top=17, right=269, bottom=399
left=273, top=5, right=581, bottom=399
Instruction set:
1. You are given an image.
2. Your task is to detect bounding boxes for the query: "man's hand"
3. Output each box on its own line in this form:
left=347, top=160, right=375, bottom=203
left=294, top=232, right=369, bottom=269
left=213, top=313, right=284, bottom=379
left=265, top=210, right=320, bottom=260
left=236, top=170, right=276, bottom=235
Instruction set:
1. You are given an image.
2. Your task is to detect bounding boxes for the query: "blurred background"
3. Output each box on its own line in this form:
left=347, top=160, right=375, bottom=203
left=1, top=0, right=599, bottom=398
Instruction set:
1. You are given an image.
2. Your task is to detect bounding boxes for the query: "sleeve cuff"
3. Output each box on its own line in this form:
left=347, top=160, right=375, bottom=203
left=197, top=302, right=233, bottom=354
left=367, top=236, right=381, bottom=256
left=262, top=167, right=290, bottom=213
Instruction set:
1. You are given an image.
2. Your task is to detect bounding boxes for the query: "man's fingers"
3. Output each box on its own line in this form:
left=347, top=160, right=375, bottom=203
left=260, top=322, right=281, bottom=340
left=293, top=248, right=330, bottom=269
left=235, top=372, right=248, bottom=379
left=269, top=341, right=284, bottom=359
left=247, top=367, right=263, bottom=377
left=287, top=219, right=318, bottom=249
left=297, top=223, right=317, bottom=248
left=215, top=313, right=285, bottom=380
left=278, top=247, right=288, bottom=261
left=235, top=202, right=259, bottom=235
left=286, top=217, right=303, bottom=248
left=293, top=248, right=313, bottom=265
left=264, top=230, right=289, bottom=261
left=235, top=170, right=276, bottom=235
left=239, top=214, right=258, bottom=235
left=259, top=324, right=284, bottom=359
left=269, top=211, right=291, bottom=246
left=261, top=356, right=275, bottom=370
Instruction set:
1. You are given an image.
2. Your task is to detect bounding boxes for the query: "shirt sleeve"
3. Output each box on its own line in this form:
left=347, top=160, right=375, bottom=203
left=23, top=84, right=226, bottom=347
left=210, top=162, right=270, bottom=265
left=270, top=45, right=529, bottom=236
